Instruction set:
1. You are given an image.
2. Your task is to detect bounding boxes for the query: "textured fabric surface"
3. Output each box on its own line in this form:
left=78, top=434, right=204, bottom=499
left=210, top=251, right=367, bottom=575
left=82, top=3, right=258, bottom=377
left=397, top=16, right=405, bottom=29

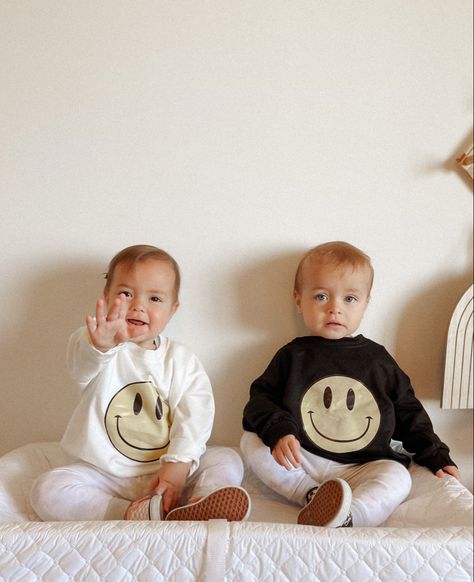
left=0, top=442, right=472, bottom=581
left=0, top=520, right=471, bottom=581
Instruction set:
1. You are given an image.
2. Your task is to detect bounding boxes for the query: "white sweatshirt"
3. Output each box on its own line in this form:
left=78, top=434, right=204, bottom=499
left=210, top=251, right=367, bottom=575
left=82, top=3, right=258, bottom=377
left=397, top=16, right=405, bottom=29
left=61, top=327, right=214, bottom=477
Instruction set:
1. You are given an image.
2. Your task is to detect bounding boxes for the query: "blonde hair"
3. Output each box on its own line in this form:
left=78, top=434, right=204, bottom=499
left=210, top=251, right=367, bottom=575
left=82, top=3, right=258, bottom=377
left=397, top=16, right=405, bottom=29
left=104, top=244, right=181, bottom=300
left=294, top=241, right=374, bottom=294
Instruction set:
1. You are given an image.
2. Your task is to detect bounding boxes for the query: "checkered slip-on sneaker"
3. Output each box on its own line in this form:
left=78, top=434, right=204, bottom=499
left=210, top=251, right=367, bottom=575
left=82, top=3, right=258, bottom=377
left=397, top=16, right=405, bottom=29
left=297, top=478, right=352, bottom=527
left=125, top=493, right=163, bottom=521
left=165, top=486, right=251, bottom=522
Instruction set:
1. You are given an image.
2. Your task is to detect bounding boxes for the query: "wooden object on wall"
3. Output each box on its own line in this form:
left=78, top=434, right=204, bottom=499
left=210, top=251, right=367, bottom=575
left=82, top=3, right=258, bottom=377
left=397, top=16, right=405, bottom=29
left=456, top=144, right=473, bottom=179
left=442, top=285, right=473, bottom=409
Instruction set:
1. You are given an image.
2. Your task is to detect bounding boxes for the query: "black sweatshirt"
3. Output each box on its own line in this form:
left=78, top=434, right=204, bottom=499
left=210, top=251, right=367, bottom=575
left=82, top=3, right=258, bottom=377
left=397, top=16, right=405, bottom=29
left=243, top=335, right=454, bottom=473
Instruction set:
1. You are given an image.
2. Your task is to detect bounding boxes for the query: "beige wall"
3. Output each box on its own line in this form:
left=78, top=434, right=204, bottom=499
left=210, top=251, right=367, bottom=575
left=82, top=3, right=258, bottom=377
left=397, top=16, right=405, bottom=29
left=1, top=1, right=472, bottom=490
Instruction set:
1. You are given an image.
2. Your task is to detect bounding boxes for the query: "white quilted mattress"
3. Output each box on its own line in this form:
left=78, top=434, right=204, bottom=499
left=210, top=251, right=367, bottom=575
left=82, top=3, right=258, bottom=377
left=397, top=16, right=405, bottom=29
left=0, top=442, right=472, bottom=581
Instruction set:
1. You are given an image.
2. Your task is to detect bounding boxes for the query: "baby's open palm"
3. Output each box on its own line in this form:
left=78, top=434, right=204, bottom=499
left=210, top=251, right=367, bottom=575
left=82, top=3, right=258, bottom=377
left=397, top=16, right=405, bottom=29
left=86, top=296, right=130, bottom=351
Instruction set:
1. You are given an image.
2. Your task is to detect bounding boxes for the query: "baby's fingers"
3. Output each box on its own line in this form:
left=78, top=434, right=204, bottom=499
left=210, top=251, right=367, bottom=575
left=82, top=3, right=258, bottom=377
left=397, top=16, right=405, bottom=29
left=95, top=299, right=107, bottom=323
left=439, top=465, right=461, bottom=480
left=106, top=296, right=127, bottom=321
left=287, top=438, right=302, bottom=466
left=272, top=435, right=302, bottom=470
left=85, top=314, right=97, bottom=335
left=273, top=447, right=295, bottom=471
left=283, top=448, right=301, bottom=470
left=85, top=300, right=105, bottom=333
left=85, top=299, right=105, bottom=333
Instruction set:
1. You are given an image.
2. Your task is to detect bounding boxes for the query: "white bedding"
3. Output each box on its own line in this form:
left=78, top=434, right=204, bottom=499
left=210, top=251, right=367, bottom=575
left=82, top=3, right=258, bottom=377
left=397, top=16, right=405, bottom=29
left=0, top=442, right=472, bottom=581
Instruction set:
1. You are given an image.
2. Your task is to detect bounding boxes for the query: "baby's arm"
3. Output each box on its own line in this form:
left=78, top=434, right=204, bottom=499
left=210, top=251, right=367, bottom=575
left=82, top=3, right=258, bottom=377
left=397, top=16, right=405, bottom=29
left=243, top=349, right=301, bottom=454
left=272, top=434, right=302, bottom=470
left=148, top=461, right=192, bottom=514
left=146, top=349, right=214, bottom=514
left=435, top=465, right=461, bottom=480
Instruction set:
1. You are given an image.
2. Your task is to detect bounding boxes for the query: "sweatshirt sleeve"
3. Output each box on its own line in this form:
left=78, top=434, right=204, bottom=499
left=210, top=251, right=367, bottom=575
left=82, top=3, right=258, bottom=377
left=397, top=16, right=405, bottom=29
left=67, top=327, right=125, bottom=386
left=242, top=348, right=300, bottom=450
left=389, top=357, right=456, bottom=473
left=160, top=349, right=215, bottom=473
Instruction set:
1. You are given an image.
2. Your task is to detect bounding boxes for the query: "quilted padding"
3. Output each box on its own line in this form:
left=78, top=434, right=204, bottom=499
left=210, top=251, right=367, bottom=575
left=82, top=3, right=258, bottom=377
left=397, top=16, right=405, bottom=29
left=226, top=523, right=473, bottom=581
left=0, top=521, right=471, bottom=581
left=0, top=521, right=207, bottom=581
left=0, top=442, right=472, bottom=581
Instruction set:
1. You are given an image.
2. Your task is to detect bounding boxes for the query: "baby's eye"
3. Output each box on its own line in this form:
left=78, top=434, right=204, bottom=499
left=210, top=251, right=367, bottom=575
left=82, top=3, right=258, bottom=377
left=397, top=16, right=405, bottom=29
left=314, top=294, right=328, bottom=302
left=150, top=296, right=162, bottom=303
left=119, top=291, right=132, bottom=298
left=345, top=295, right=358, bottom=303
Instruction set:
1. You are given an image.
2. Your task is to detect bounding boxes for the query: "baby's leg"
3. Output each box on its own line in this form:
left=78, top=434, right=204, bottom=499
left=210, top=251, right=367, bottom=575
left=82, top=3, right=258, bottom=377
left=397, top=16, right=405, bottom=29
left=163, top=446, right=249, bottom=522
left=240, top=431, right=317, bottom=506
left=340, top=459, right=412, bottom=526
left=184, top=446, right=244, bottom=500
left=30, top=463, right=150, bottom=521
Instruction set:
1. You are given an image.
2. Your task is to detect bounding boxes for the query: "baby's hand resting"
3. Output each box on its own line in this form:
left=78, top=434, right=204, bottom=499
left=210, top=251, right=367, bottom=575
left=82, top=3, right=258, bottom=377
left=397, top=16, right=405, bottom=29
left=86, top=296, right=130, bottom=352
left=148, top=462, right=192, bottom=515
left=435, top=465, right=461, bottom=480
left=272, top=434, right=302, bottom=470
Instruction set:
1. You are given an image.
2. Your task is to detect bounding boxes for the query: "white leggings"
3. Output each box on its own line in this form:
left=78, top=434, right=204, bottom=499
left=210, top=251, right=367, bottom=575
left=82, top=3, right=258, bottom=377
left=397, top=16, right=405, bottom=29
left=240, top=431, right=411, bottom=526
left=30, top=446, right=244, bottom=521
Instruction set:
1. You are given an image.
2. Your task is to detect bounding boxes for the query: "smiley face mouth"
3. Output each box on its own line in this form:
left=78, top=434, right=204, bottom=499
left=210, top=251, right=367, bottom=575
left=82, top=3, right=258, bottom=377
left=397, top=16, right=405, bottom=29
left=115, top=415, right=169, bottom=451
left=308, top=411, right=373, bottom=443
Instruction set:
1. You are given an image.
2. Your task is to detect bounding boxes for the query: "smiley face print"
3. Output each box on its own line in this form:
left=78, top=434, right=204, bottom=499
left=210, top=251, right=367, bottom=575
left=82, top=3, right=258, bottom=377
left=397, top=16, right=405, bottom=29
left=301, top=376, right=381, bottom=454
left=105, top=380, right=170, bottom=462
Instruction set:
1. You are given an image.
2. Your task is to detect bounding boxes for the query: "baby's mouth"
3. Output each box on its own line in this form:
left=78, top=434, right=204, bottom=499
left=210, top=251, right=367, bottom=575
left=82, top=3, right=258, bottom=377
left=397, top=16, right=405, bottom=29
left=127, top=319, right=147, bottom=326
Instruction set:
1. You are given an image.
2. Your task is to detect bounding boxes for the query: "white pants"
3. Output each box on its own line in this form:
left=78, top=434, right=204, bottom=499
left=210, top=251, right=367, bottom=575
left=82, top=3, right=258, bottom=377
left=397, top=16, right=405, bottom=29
left=30, top=446, right=244, bottom=521
left=240, top=431, right=411, bottom=526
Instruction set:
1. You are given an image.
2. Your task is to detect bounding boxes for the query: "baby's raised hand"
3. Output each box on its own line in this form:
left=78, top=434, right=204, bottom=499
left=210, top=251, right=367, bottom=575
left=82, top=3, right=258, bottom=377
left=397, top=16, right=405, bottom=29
left=86, top=296, right=129, bottom=351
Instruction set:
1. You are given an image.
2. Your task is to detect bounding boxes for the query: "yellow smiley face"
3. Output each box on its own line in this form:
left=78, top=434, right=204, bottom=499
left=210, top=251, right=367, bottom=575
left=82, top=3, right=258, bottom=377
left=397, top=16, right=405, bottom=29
left=301, top=376, right=380, bottom=453
left=105, top=380, right=170, bottom=462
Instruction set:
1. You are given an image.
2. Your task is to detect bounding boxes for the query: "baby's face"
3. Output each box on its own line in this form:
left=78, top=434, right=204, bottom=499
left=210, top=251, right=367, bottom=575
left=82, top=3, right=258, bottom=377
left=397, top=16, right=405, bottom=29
left=294, top=260, right=370, bottom=339
left=105, top=259, right=179, bottom=349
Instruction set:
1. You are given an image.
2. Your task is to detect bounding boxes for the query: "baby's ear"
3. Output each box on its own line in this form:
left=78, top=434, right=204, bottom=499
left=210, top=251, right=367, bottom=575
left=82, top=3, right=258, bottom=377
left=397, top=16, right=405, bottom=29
left=293, top=290, right=302, bottom=313
left=171, top=300, right=180, bottom=315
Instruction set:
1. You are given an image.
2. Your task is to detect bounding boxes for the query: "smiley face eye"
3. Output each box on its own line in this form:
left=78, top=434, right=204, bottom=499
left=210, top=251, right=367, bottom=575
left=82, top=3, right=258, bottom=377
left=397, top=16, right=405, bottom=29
left=155, top=396, right=163, bottom=420
left=133, top=393, right=143, bottom=415
left=346, top=388, right=355, bottom=410
left=323, top=386, right=332, bottom=409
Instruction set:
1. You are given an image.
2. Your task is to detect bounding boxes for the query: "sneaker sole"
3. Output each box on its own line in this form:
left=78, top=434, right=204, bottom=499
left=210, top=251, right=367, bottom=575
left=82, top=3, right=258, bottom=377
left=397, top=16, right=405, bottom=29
left=297, top=478, right=351, bottom=527
left=125, top=494, right=162, bottom=521
left=166, top=486, right=251, bottom=522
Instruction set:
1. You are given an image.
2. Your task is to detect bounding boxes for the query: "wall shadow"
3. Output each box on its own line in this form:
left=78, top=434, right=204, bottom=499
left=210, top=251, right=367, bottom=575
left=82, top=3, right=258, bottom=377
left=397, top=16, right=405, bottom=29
left=393, top=271, right=473, bottom=400
left=1, top=260, right=105, bottom=454
left=210, top=250, right=305, bottom=446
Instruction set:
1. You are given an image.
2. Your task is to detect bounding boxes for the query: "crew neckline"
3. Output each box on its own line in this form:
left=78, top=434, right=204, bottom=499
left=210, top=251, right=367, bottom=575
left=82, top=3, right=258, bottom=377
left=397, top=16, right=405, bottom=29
left=127, top=335, right=166, bottom=357
left=293, top=334, right=368, bottom=347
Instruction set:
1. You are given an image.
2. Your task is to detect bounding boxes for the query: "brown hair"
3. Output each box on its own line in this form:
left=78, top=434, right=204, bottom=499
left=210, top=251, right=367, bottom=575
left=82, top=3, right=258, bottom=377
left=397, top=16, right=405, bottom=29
left=104, top=244, right=181, bottom=300
left=294, top=241, right=374, bottom=294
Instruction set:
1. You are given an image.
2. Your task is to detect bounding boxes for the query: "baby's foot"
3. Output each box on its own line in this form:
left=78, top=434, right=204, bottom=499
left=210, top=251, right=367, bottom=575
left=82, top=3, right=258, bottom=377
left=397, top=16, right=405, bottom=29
left=166, top=486, right=251, bottom=522
left=297, top=478, right=352, bottom=527
left=125, top=492, right=163, bottom=520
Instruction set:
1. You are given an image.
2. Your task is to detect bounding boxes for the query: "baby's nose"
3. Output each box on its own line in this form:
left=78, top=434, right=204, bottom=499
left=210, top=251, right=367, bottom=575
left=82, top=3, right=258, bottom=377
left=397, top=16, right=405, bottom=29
left=328, top=301, right=341, bottom=314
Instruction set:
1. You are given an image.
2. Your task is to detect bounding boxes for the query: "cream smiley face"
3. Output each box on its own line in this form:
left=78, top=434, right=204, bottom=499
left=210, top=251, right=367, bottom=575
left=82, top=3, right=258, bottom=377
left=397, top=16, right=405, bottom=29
left=301, top=376, right=380, bottom=453
left=105, top=380, right=170, bottom=462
